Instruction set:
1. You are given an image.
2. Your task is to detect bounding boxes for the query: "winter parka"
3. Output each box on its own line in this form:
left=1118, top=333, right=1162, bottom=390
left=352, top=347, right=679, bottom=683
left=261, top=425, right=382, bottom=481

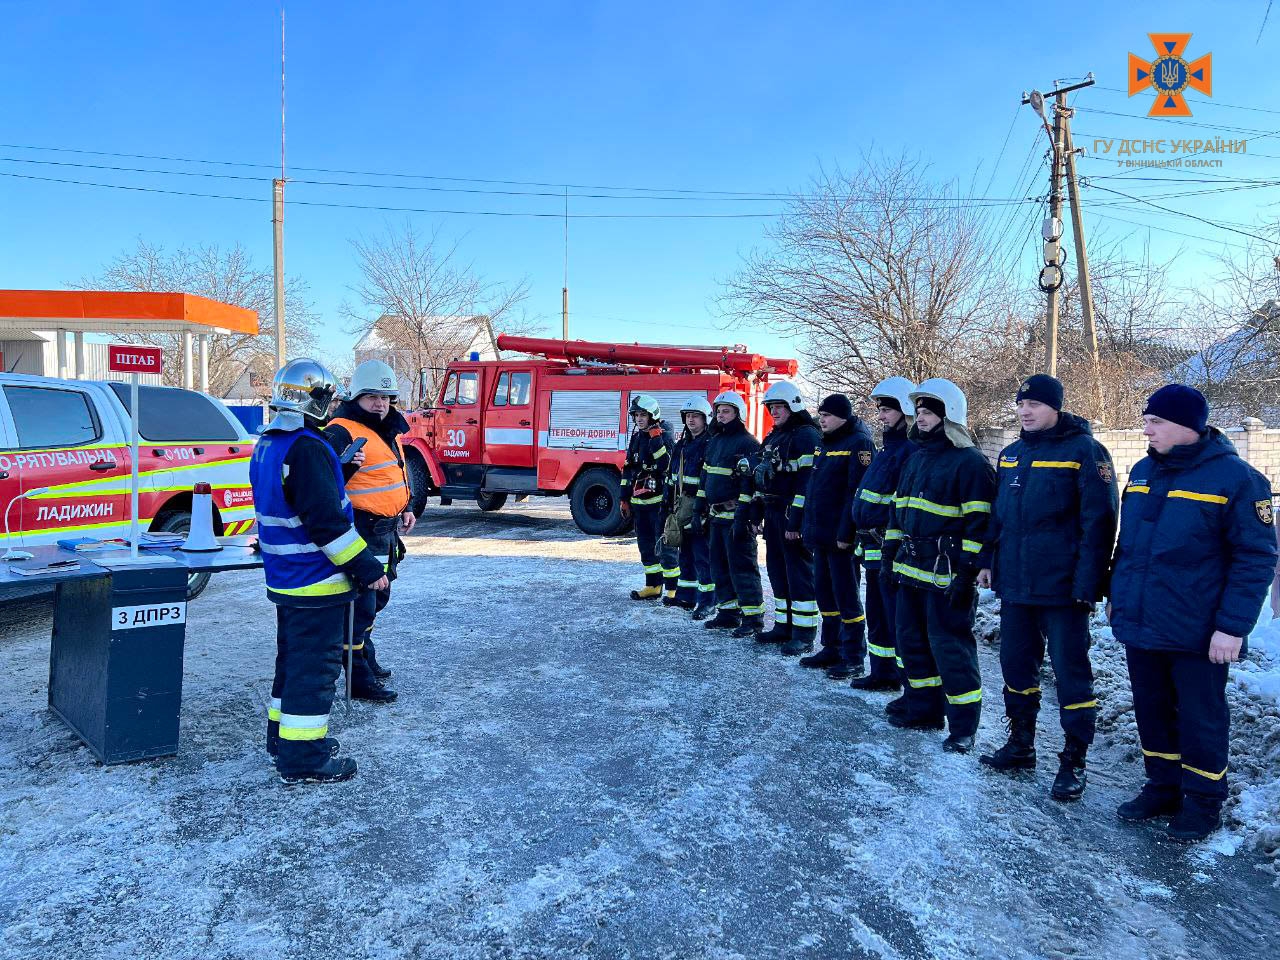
left=1109, top=428, right=1277, bottom=654
left=621, top=420, right=674, bottom=507
left=698, top=418, right=762, bottom=522
left=668, top=427, right=710, bottom=501
left=852, top=420, right=916, bottom=569
left=757, top=411, right=822, bottom=534
left=885, top=426, right=997, bottom=591
left=801, top=418, right=876, bottom=550
left=989, top=412, right=1119, bottom=605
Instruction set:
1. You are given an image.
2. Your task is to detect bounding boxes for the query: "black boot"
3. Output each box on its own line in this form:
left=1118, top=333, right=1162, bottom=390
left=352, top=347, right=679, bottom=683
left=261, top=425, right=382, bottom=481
left=691, top=599, right=717, bottom=620
left=884, top=694, right=910, bottom=718
left=269, top=735, right=341, bottom=759
left=663, top=595, right=696, bottom=609
left=364, top=644, right=392, bottom=682
left=279, top=755, right=358, bottom=786
left=352, top=678, right=398, bottom=704
left=780, top=629, right=816, bottom=657
left=732, top=615, right=764, bottom=639
left=1117, top=783, right=1182, bottom=822
left=825, top=652, right=864, bottom=681
left=887, top=712, right=945, bottom=731
left=1050, top=736, right=1088, bottom=802
left=979, top=718, right=1037, bottom=771
left=850, top=674, right=900, bottom=691
left=703, top=609, right=741, bottom=630
left=1166, top=794, right=1223, bottom=842
left=942, top=732, right=975, bottom=754
left=798, top=644, right=842, bottom=669
left=756, top=622, right=791, bottom=645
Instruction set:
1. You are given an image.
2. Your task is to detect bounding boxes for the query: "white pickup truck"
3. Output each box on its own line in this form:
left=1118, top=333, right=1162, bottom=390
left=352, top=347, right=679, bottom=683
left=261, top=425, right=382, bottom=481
left=0, top=374, right=256, bottom=599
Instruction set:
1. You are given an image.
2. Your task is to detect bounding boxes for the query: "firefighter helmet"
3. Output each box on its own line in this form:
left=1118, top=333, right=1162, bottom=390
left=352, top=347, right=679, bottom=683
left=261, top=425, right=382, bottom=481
left=347, top=359, right=399, bottom=400
left=679, top=395, right=714, bottom=419
left=910, top=378, right=969, bottom=427
left=630, top=394, right=661, bottom=420
left=763, top=381, right=806, bottom=413
left=269, top=358, right=339, bottom=421
left=870, top=376, right=916, bottom=414
left=712, top=391, right=747, bottom=420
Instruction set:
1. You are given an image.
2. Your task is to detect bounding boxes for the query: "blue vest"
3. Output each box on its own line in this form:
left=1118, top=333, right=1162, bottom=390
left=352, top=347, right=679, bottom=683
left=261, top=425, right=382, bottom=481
left=250, top=427, right=356, bottom=604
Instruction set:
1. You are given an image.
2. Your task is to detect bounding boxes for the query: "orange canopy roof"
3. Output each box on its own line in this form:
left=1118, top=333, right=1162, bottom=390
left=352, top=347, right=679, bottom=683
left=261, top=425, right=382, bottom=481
left=0, top=290, right=259, bottom=336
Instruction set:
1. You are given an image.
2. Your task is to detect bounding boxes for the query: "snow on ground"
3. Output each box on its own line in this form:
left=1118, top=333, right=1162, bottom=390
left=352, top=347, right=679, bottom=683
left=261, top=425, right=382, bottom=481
left=1, top=500, right=1278, bottom=960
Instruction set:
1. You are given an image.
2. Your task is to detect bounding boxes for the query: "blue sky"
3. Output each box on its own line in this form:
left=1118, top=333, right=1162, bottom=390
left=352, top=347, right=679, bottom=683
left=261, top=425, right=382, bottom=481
left=2, top=1, right=1277, bottom=366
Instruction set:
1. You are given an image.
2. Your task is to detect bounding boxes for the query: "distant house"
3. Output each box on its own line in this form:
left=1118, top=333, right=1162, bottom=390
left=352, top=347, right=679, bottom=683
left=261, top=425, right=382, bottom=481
left=353, top=314, right=498, bottom=404
left=1175, top=299, right=1280, bottom=423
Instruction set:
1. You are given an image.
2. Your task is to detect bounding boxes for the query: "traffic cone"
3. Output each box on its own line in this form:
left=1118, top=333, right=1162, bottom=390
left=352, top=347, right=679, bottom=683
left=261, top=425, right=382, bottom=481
left=180, top=482, right=223, bottom=552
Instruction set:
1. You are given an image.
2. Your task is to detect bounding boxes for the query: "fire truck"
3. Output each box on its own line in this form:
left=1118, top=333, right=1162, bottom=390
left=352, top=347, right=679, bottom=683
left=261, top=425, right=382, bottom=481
left=402, top=336, right=797, bottom=535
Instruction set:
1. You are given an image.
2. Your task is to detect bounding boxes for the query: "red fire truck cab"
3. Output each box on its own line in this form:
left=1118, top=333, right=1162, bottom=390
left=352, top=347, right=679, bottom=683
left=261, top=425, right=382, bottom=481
left=402, top=336, right=797, bottom=535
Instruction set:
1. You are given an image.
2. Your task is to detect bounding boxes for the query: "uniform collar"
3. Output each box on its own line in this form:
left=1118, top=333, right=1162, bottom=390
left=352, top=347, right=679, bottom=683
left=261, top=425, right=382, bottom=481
left=264, top=410, right=306, bottom=433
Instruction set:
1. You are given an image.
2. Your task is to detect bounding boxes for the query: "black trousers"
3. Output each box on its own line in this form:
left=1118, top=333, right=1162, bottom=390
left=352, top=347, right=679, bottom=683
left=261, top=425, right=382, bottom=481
left=709, top=518, right=764, bottom=617
left=1126, top=646, right=1230, bottom=801
left=677, top=528, right=713, bottom=605
left=999, top=602, right=1097, bottom=744
left=633, top=505, right=678, bottom=589
left=814, top=546, right=864, bottom=658
left=896, top=583, right=983, bottom=736
left=347, top=513, right=400, bottom=685
left=763, top=508, right=817, bottom=633
left=864, top=566, right=901, bottom=681
left=268, top=602, right=347, bottom=773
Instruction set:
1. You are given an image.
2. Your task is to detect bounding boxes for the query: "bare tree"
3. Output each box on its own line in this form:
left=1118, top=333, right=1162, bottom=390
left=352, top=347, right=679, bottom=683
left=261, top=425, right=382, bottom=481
left=78, top=238, right=317, bottom=397
left=344, top=222, right=535, bottom=404
left=720, top=154, right=1021, bottom=424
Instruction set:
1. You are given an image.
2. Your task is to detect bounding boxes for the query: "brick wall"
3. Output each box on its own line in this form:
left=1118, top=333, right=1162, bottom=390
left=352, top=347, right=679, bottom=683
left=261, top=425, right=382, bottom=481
left=975, top=417, right=1280, bottom=489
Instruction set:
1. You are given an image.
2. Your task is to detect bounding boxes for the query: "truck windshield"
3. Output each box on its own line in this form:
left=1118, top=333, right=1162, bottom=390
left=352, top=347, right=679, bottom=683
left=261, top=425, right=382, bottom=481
left=108, top=383, right=241, bottom=441
left=442, top=371, right=478, bottom=406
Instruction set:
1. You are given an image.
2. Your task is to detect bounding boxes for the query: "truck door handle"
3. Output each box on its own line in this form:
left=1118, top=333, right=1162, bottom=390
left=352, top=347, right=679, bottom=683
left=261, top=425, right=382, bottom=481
left=0, top=470, right=7, bottom=480
left=465, top=418, right=478, bottom=425
left=519, top=419, right=531, bottom=426
left=89, top=461, right=115, bottom=472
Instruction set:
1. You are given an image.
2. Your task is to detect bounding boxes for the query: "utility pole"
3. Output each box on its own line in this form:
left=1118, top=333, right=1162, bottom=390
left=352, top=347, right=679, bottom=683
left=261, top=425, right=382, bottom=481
left=561, top=186, right=569, bottom=340
left=1063, top=121, right=1103, bottom=411
left=273, top=8, right=287, bottom=367
left=1023, top=75, right=1093, bottom=378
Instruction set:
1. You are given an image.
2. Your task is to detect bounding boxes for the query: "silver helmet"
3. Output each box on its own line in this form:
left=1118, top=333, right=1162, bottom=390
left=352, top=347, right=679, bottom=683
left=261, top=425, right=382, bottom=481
left=269, top=358, right=339, bottom=421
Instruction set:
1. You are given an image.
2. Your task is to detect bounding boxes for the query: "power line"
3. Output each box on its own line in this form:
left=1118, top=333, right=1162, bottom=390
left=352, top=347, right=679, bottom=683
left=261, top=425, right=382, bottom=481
left=1075, top=105, right=1275, bottom=137
left=1086, top=182, right=1277, bottom=244
left=1091, top=85, right=1280, bottom=118
left=1086, top=209, right=1251, bottom=250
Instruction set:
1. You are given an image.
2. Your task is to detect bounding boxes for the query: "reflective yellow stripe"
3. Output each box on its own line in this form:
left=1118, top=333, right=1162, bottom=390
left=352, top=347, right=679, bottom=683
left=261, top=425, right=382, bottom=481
left=1182, top=762, right=1228, bottom=781
left=947, top=688, right=983, bottom=705
left=961, top=501, right=991, bottom=514
left=791, top=455, right=814, bottom=468
left=895, top=656, right=905, bottom=668
left=897, top=496, right=961, bottom=517
left=868, top=643, right=896, bottom=658
left=1142, top=748, right=1181, bottom=761
left=632, top=495, right=663, bottom=505
left=705, top=465, right=733, bottom=475
left=740, top=604, right=765, bottom=616
left=278, top=713, right=329, bottom=741
left=681, top=475, right=700, bottom=484
left=893, top=560, right=953, bottom=588
left=841, top=615, right=865, bottom=624
left=342, top=640, right=365, bottom=651
left=651, top=445, right=668, bottom=459
left=962, top=539, right=981, bottom=553
left=909, top=675, right=942, bottom=688
left=826, top=450, right=851, bottom=457
left=738, top=493, right=752, bottom=503
left=1006, top=685, right=1041, bottom=696
left=643, top=563, right=662, bottom=574
left=719, top=600, right=740, bottom=610
left=859, top=489, right=894, bottom=504
left=998, top=459, right=1019, bottom=469
left=1126, top=484, right=1150, bottom=495
left=1168, top=490, right=1229, bottom=504
left=791, top=600, right=818, bottom=613
left=820, top=610, right=839, bottom=618
left=864, top=549, right=882, bottom=561
left=884, top=528, right=903, bottom=541
left=268, top=572, right=352, bottom=598
left=1030, top=460, right=1081, bottom=469
left=792, top=614, right=821, bottom=627
left=1063, top=699, right=1098, bottom=710
left=792, top=495, right=806, bottom=507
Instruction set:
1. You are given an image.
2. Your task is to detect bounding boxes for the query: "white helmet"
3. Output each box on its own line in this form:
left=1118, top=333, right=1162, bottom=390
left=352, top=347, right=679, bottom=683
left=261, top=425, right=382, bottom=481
left=270, top=358, right=339, bottom=421
left=680, top=395, right=714, bottom=419
left=712, top=391, right=747, bottom=421
left=347, top=359, right=399, bottom=400
left=763, top=380, right=805, bottom=413
left=910, top=378, right=969, bottom=428
left=630, top=394, right=661, bottom=420
left=870, top=376, right=916, bottom=415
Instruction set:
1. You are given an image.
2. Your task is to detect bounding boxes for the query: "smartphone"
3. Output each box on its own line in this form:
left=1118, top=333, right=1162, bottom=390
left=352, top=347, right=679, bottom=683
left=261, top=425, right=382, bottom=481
left=340, top=436, right=367, bottom=464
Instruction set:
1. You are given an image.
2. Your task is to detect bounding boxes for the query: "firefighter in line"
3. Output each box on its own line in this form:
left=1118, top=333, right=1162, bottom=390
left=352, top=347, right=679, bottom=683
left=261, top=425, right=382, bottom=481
left=252, top=359, right=388, bottom=785
left=1109, top=384, right=1276, bottom=842
left=797, top=393, right=876, bottom=679
left=697, top=391, right=766, bottom=635
left=620, top=395, right=678, bottom=600
left=977, top=375, right=1118, bottom=801
left=324, top=359, right=414, bottom=705
left=665, top=395, right=717, bottom=616
left=850, top=377, right=917, bottom=697
left=753, top=382, right=822, bottom=653
left=881, top=379, right=996, bottom=754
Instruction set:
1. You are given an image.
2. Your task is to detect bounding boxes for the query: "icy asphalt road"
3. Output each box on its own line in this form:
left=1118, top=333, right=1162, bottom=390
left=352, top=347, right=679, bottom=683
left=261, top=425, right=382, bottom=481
left=1, top=501, right=1277, bottom=960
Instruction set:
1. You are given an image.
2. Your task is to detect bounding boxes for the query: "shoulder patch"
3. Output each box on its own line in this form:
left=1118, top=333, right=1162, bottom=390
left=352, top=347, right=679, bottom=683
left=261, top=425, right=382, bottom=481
left=1257, top=499, right=1274, bottom=525
left=859, top=450, right=873, bottom=467
left=1097, top=462, right=1113, bottom=483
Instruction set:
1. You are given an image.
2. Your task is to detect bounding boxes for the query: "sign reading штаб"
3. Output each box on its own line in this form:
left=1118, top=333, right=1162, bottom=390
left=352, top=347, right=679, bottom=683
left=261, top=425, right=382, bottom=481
left=108, top=345, right=163, bottom=374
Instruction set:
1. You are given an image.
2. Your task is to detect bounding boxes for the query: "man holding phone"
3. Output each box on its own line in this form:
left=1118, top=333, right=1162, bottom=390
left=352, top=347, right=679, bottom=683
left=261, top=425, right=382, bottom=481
left=325, top=360, right=416, bottom=704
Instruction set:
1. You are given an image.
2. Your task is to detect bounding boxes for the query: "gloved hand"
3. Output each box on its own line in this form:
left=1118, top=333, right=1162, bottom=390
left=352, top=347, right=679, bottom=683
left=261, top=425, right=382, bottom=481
left=619, top=500, right=631, bottom=519
left=945, top=570, right=977, bottom=610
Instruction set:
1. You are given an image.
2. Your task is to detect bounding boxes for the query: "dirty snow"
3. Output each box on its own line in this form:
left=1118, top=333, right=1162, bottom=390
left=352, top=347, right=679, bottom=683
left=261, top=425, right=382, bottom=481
left=1, top=500, right=1277, bottom=960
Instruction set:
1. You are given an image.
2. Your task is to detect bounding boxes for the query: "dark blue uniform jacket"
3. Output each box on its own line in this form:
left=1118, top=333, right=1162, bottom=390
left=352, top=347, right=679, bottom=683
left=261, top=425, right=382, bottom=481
left=852, top=421, right=916, bottom=565
left=801, top=418, right=875, bottom=550
left=990, top=412, right=1119, bottom=606
left=1110, top=428, right=1277, bottom=654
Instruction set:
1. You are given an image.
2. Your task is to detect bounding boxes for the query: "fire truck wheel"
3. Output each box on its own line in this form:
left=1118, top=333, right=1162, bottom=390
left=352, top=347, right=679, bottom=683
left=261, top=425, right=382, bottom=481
left=152, top=511, right=213, bottom=601
left=570, top=467, right=631, bottom=537
left=406, top=454, right=431, bottom=517
left=476, top=492, right=508, bottom=512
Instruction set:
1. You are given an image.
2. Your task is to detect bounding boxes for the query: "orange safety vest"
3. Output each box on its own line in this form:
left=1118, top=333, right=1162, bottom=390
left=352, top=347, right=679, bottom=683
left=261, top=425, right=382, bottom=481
left=329, top=418, right=411, bottom=517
